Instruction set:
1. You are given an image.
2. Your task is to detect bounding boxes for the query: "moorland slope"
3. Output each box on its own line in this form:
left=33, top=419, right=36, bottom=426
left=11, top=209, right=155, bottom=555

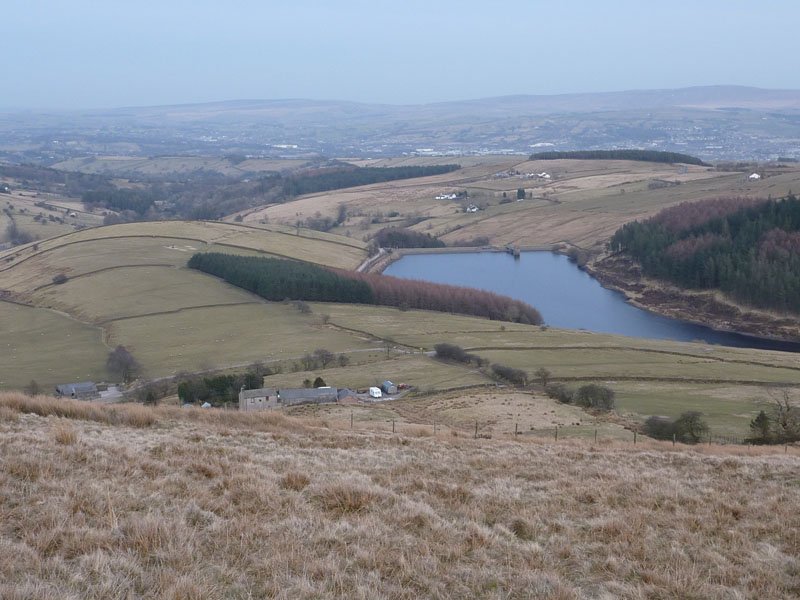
left=0, top=393, right=798, bottom=599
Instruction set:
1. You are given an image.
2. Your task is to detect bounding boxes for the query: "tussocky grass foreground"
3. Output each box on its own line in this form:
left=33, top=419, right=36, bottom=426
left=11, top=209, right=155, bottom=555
left=0, top=392, right=798, bottom=599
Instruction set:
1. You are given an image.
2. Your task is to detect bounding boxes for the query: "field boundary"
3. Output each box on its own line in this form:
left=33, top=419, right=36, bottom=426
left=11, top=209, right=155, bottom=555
left=465, top=344, right=800, bottom=373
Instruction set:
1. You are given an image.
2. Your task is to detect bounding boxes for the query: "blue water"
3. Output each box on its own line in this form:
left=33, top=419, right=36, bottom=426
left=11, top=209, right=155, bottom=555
left=384, top=251, right=800, bottom=352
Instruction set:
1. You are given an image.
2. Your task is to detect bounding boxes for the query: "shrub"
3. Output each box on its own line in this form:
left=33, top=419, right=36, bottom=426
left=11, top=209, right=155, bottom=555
left=106, top=345, right=141, bottom=383
left=434, top=343, right=485, bottom=366
left=374, top=226, right=445, bottom=249
left=52, top=273, right=68, bottom=285
left=534, top=367, right=552, bottom=387
left=575, top=384, right=615, bottom=410
left=643, top=416, right=675, bottom=440
left=747, top=410, right=773, bottom=444
left=491, top=364, right=528, bottom=385
left=644, top=411, right=709, bottom=444
left=545, top=383, right=574, bottom=404
left=673, top=411, right=709, bottom=443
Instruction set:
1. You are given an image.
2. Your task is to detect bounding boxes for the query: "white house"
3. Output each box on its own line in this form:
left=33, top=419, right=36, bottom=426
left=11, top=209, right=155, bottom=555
left=749, top=173, right=761, bottom=180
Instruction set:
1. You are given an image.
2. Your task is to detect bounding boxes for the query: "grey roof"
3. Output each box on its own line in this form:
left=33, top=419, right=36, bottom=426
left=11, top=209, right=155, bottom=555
left=381, top=380, right=394, bottom=387
left=240, top=387, right=277, bottom=399
left=56, top=382, right=97, bottom=394
left=280, top=387, right=338, bottom=401
left=337, top=389, right=358, bottom=400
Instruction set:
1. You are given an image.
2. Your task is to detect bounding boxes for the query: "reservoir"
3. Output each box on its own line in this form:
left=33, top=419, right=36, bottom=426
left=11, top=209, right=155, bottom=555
left=384, top=251, right=800, bottom=352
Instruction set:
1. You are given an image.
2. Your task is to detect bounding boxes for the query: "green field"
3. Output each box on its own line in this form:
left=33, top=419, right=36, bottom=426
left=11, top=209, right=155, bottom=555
left=0, top=301, right=112, bottom=389
left=2, top=187, right=800, bottom=440
left=105, top=303, right=379, bottom=378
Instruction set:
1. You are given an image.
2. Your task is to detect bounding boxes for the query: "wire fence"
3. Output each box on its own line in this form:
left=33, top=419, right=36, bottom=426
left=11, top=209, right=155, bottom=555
left=324, top=410, right=800, bottom=453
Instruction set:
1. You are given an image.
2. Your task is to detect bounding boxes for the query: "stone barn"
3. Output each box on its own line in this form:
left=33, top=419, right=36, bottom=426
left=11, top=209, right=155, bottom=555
left=55, top=382, right=100, bottom=400
left=239, top=387, right=278, bottom=411
left=279, top=387, right=338, bottom=407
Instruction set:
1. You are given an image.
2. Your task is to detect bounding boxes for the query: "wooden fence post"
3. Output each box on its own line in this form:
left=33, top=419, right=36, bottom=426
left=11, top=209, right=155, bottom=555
left=392, top=419, right=395, bottom=433
left=515, top=423, right=518, bottom=436
left=554, top=428, right=558, bottom=442
left=594, top=429, right=597, bottom=442
left=672, top=433, right=676, bottom=447
left=633, top=431, right=637, bottom=445
left=475, top=421, right=478, bottom=439
left=350, top=411, right=353, bottom=429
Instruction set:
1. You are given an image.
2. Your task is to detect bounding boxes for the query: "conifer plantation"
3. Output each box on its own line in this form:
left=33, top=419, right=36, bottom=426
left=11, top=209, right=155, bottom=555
left=187, top=253, right=374, bottom=304
left=610, top=194, right=800, bottom=313
left=189, top=253, right=543, bottom=324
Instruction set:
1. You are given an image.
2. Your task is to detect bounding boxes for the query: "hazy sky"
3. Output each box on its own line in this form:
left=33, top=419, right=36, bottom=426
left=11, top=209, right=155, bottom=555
left=3, top=0, right=798, bottom=109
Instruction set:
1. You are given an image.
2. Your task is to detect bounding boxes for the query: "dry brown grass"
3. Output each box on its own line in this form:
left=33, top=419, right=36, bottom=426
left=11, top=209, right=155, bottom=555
left=1, top=391, right=799, bottom=599
left=53, top=422, right=78, bottom=445
left=280, top=471, right=311, bottom=491
left=0, top=393, right=157, bottom=427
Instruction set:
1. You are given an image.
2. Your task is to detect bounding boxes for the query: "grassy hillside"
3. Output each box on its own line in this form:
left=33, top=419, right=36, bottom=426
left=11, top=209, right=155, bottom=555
left=0, top=221, right=368, bottom=388
left=235, top=157, right=800, bottom=251
left=1, top=219, right=799, bottom=438
left=1, top=393, right=798, bottom=599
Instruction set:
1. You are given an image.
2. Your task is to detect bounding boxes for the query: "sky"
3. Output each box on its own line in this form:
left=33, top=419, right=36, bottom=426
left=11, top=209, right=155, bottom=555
left=2, top=0, right=799, bottom=109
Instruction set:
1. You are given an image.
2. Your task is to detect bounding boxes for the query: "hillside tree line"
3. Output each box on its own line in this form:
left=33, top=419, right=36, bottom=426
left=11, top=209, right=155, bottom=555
left=189, top=253, right=543, bottom=325
left=529, top=149, right=708, bottom=166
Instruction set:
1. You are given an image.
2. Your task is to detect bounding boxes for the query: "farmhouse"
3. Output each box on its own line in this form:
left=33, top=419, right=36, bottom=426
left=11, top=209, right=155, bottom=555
left=55, top=382, right=100, bottom=400
left=381, top=380, right=398, bottom=395
left=238, top=387, right=278, bottom=411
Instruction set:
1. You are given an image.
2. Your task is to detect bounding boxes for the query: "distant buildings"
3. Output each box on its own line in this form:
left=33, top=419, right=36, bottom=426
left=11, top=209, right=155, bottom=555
left=55, top=382, right=100, bottom=400
left=239, top=386, right=337, bottom=411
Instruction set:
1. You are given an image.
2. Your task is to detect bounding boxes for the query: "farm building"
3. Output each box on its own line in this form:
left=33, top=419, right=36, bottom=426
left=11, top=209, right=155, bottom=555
left=55, top=382, right=100, bottom=400
left=337, top=389, right=359, bottom=404
left=239, top=387, right=278, bottom=411
left=749, top=173, right=761, bottom=180
left=279, top=387, right=338, bottom=406
left=381, top=380, right=398, bottom=395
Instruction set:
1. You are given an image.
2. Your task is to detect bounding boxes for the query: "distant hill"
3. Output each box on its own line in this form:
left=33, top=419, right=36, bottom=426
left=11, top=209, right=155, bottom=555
left=3, top=86, right=800, bottom=162
left=61, top=86, right=800, bottom=121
